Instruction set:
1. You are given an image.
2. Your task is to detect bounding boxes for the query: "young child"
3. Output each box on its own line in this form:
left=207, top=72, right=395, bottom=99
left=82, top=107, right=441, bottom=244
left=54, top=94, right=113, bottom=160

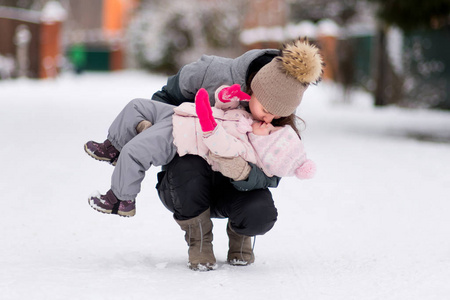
left=86, top=85, right=315, bottom=217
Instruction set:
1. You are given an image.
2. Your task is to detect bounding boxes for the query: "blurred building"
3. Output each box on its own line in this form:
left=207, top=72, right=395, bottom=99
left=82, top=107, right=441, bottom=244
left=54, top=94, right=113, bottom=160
left=242, top=0, right=287, bottom=49
left=0, top=1, right=66, bottom=78
left=62, top=0, right=139, bottom=72
left=240, top=0, right=338, bottom=81
left=0, top=0, right=140, bottom=78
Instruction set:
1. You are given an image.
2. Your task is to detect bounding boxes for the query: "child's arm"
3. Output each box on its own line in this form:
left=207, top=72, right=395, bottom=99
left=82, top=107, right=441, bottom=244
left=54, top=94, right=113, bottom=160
left=195, top=88, right=249, bottom=157
left=195, top=88, right=279, bottom=190
left=203, top=125, right=248, bottom=158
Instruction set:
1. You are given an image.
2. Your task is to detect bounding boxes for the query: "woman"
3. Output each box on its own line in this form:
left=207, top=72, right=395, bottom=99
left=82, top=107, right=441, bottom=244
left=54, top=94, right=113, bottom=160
left=85, top=38, right=323, bottom=271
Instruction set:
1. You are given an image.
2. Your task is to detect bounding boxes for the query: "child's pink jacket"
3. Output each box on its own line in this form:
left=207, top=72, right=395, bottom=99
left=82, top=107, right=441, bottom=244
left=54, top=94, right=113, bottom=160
left=172, top=97, right=265, bottom=174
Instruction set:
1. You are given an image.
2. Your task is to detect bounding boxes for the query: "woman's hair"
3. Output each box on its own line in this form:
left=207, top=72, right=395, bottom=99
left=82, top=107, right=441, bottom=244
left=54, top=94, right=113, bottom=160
left=272, top=114, right=304, bottom=138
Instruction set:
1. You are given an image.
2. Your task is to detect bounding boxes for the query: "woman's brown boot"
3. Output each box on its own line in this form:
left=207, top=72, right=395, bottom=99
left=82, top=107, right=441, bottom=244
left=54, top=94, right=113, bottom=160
left=227, top=222, right=255, bottom=266
left=175, top=209, right=217, bottom=271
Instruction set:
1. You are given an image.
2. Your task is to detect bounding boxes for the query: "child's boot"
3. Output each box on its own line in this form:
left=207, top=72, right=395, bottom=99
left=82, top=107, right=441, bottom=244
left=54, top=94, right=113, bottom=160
left=227, top=222, right=255, bottom=266
left=175, top=209, right=217, bottom=271
left=88, top=189, right=136, bottom=217
left=84, top=139, right=120, bottom=166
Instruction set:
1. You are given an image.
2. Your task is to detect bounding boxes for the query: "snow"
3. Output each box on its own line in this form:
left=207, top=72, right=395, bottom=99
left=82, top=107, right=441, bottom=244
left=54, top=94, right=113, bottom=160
left=387, top=26, right=404, bottom=74
left=40, top=1, right=67, bottom=23
left=240, top=19, right=340, bottom=44
left=1, top=71, right=450, bottom=299
left=240, top=26, right=286, bottom=45
left=317, top=19, right=340, bottom=37
left=241, top=21, right=319, bottom=44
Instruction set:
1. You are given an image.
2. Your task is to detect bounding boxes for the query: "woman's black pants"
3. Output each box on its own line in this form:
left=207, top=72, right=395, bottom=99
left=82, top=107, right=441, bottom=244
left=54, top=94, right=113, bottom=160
left=156, top=155, right=278, bottom=236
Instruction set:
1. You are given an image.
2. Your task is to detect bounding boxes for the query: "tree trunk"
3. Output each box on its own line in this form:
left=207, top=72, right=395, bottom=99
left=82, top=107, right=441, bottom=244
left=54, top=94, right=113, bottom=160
left=374, top=24, right=389, bottom=106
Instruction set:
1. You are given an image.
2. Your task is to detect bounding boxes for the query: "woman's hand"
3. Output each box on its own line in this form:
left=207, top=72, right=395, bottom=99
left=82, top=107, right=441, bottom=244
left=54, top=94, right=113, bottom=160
left=217, top=84, right=251, bottom=103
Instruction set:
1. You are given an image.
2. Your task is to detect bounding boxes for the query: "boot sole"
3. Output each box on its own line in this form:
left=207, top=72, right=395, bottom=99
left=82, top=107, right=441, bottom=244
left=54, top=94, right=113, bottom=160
left=117, top=209, right=136, bottom=217
left=227, top=258, right=254, bottom=266
left=88, top=198, right=135, bottom=217
left=188, top=262, right=218, bottom=271
left=84, top=144, right=117, bottom=166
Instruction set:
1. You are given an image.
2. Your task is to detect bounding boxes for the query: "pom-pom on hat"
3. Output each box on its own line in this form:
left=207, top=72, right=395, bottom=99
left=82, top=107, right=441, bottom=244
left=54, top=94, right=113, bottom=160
left=251, top=38, right=324, bottom=117
left=248, top=125, right=316, bottom=179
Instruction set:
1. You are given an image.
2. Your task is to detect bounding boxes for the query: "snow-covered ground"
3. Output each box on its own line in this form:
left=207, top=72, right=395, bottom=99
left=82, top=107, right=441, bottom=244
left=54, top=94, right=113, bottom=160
left=1, top=71, right=450, bottom=300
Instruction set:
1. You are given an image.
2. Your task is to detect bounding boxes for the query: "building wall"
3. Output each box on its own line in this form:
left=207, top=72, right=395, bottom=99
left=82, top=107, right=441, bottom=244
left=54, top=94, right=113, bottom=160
left=62, top=0, right=139, bottom=70
left=40, top=22, right=62, bottom=78
left=241, top=0, right=287, bottom=50
left=65, top=0, right=103, bottom=31
left=244, top=0, right=286, bottom=28
left=0, top=15, right=41, bottom=78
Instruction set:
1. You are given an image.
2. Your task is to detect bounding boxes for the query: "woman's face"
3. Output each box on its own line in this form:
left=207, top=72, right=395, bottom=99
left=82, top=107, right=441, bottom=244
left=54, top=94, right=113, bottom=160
left=249, top=94, right=280, bottom=123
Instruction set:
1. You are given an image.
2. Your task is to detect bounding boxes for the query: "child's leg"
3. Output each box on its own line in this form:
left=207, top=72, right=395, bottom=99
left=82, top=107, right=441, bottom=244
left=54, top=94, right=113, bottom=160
left=107, top=98, right=176, bottom=150
left=110, top=115, right=176, bottom=200
left=88, top=100, right=176, bottom=216
left=85, top=99, right=175, bottom=165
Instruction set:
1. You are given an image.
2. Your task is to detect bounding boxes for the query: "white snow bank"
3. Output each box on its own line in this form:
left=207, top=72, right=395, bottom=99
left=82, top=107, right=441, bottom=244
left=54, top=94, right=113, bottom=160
left=1, top=71, right=450, bottom=300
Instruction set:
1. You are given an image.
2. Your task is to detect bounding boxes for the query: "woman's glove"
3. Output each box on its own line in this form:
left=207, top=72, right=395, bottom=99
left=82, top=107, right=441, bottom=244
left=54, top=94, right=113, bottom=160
left=217, top=84, right=251, bottom=103
left=195, top=88, right=217, bottom=132
left=208, top=153, right=251, bottom=181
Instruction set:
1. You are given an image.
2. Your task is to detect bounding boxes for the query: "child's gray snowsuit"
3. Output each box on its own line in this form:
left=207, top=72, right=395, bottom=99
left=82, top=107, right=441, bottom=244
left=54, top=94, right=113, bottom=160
left=107, top=99, right=176, bottom=200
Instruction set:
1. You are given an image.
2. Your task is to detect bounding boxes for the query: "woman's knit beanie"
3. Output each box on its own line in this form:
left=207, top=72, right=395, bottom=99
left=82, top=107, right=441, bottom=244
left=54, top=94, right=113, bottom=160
left=251, top=38, right=324, bottom=117
left=248, top=126, right=316, bottom=179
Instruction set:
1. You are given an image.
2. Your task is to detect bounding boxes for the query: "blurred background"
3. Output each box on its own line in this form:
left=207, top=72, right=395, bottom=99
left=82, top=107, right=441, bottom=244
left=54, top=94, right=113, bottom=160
left=1, top=0, right=450, bottom=110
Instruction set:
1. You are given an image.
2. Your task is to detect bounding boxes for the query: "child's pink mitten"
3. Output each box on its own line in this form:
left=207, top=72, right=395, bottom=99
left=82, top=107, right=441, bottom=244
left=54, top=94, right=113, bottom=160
left=195, top=88, right=217, bottom=132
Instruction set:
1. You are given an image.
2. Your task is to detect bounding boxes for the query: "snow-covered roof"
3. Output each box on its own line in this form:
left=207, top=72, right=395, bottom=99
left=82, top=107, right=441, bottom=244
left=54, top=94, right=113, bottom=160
left=0, top=6, right=41, bottom=24
left=40, top=1, right=67, bottom=23
left=240, top=19, right=342, bottom=45
left=0, top=2, right=66, bottom=24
